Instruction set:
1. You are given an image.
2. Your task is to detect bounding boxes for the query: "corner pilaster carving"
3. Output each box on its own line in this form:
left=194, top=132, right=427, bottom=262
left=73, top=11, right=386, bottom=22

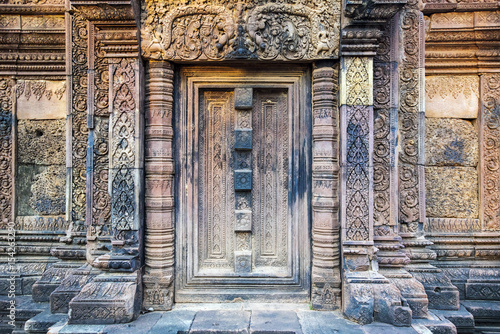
left=397, top=0, right=460, bottom=310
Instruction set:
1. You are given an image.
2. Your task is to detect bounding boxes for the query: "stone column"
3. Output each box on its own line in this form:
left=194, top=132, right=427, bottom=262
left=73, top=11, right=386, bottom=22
left=142, top=61, right=175, bottom=311
left=340, top=47, right=411, bottom=325
left=311, top=61, right=342, bottom=310
left=397, top=3, right=460, bottom=311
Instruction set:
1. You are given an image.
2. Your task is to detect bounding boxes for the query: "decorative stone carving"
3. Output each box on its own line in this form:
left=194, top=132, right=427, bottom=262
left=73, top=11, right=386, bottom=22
left=311, top=62, right=341, bottom=310
left=141, top=0, right=341, bottom=61
left=68, top=271, right=142, bottom=324
left=480, top=73, right=500, bottom=231
left=425, top=76, right=479, bottom=119
left=69, top=11, right=89, bottom=231
left=0, top=78, right=13, bottom=225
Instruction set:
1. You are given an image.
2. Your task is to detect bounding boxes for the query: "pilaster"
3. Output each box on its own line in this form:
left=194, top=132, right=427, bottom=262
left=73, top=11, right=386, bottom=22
left=397, top=0, right=460, bottom=311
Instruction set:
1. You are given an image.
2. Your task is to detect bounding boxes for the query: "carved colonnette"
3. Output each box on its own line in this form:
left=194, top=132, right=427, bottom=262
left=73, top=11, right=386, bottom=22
left=142, top=61, right=175, bottom=311
left=311, top=61, right=341, bottom=310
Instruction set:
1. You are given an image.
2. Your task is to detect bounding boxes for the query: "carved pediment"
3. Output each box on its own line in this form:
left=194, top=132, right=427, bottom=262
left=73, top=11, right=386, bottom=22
left=140, top=0, right=341, bottom=61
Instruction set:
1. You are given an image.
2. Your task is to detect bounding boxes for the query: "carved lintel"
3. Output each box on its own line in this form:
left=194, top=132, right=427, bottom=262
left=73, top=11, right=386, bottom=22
left=141, top=0, right=341, bottom=61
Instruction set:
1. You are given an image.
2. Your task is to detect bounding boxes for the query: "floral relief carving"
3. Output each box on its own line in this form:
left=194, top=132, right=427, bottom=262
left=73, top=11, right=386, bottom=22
left=71, top=11, right=89, bottom=229
left=345, top=57, right=371, bottom=106
left=0, top=78, right=13, bottom=226
left=426, top=76, right=479, bottom=100
left=16, top=80, right=65, bottom=101
left=141, top=0, right=340, bottom=61
left=345, top=105, right=370, bottom=241
left=481, top=73, right=500, bottom=231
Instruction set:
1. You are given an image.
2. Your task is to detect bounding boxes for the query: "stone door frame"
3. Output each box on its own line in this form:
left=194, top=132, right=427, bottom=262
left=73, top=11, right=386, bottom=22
left=143, top=60, right=342, bottom=311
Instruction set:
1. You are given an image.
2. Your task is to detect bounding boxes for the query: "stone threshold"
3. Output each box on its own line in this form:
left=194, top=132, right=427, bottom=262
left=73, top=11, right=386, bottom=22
left=44, top=303, right=457, bottom=334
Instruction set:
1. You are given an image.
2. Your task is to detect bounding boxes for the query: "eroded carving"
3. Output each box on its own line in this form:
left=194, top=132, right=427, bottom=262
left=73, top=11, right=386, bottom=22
left=0, top=78, right=13, bottom=225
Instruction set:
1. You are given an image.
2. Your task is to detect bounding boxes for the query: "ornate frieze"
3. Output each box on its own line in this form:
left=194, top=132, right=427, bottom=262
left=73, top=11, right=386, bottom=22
left=140, top=0, right=340, bottom=61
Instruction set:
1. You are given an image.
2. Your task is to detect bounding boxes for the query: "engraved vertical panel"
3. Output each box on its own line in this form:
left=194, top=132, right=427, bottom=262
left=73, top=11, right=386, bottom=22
left=199, top=91, right=234, bottom=268
left=110, top=58, right=137, bottom=233
left=253, top=91, right=288, bottom=268
left=481, top=73, right=500, bottom=231
left=0, top=78, right=13, bottom=225
left=70, top=11, right=88, bottom=231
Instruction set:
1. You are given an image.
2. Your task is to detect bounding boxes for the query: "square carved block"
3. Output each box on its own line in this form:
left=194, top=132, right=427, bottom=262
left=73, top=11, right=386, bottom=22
left=235, top=129, right=252, bottom=150
left=235, top=170, right=252, bottom=191
left=234, top=88, right=253, bottom=109
left=235, top=210, right=252, bottom=231
left=235, top=251, right=252, bottom=273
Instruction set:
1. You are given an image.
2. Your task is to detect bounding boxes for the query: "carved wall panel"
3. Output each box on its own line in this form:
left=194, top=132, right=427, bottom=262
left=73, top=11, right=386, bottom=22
left=0, top=78, right=13, bottom=226
left=480, top=73, right=500, bottom=231
left=341, top=57, right=373, bottom=243
left=69, top=11, right=88, bottom=233
left=140, top=0, right=340, bottom=61
left=109, top=58, right=140, bottom=237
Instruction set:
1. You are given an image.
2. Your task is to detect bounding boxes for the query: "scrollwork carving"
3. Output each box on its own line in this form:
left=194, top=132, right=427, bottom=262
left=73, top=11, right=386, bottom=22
left=481, top=73, right=500, bottom=231
left=0, top=78, right=13, bottom=226
left=141, top=0, right=340, bottom=61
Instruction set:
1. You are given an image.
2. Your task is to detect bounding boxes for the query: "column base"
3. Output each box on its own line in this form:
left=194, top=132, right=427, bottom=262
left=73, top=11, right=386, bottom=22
left=383, top=269, right=430, bottom=318
left=68, top=270, right=142, bottom=324
left=142, top=270, right=174, bottom=311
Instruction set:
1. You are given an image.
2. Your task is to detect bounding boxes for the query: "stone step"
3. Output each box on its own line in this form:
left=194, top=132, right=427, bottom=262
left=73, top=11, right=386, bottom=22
left=24, top=310, right=67, bottom=334
left=432, top=306, right=475, bottom=334
left=0, top=296, right=48, bottom=334
left=462, top=300, right=500, bottom=333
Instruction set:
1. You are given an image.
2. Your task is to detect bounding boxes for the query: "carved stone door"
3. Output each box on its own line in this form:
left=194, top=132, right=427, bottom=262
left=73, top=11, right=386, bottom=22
left=175, top=67, right=311, bottom=302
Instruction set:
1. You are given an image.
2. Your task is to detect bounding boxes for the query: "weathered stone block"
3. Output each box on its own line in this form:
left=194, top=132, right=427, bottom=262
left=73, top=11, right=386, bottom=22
left=425, top=167, right=478, bottom=219
left=235, top=251, right=252, bottom=273
left=16, top=165, right=66, bottom=216
left=425, top=118, right=478, bottom=167
left=234, top=170, right=252, bottom=191
left=17, top=119, right=65, bottom=165
left=16, top=80, right=66, bottom=120
left=234, top=129, right=252, bottom=150
left=234, top=88, right=253, bottom=109
left=189, top=310, right=250, bottom=334
left=425, top=75, right=479, bottom=119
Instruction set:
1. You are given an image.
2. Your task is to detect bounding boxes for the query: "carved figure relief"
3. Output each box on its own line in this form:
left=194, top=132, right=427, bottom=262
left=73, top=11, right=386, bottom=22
left=141, top=0, right=340, bottom=61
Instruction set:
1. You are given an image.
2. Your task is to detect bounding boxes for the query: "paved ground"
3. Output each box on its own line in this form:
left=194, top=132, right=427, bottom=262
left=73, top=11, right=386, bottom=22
left=44, top=303, right=453, bottom=334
